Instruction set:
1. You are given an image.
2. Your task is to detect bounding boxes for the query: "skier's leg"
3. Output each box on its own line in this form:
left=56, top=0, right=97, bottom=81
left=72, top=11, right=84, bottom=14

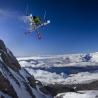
left=36, top=30, right=42, bottom=39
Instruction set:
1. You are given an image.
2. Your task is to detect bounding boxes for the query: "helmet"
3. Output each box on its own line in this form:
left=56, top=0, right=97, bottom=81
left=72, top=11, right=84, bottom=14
left=33, top=16, right=37, bottom=19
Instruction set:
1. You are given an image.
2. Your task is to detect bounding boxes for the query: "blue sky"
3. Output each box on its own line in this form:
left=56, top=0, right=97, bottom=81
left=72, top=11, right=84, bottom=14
left=0, top=0, right=98, bottom=56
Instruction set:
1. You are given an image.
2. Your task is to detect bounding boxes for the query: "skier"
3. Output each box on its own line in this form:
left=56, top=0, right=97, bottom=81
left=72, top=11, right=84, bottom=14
left=28, top=14, right=42, bottom=27
left=33, top=16, right=42, bottom=26
left=25, top=13, right=50, bottom=39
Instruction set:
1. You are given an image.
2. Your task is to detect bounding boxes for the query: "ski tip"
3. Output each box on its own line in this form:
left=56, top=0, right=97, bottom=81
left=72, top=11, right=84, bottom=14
left=47, top=20, right=50, bottom=24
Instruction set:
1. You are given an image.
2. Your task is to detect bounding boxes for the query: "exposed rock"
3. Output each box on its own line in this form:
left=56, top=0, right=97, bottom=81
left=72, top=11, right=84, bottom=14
left=36, top=80, right=51, bottom=95
left=27, top=76, right=36, bottom=88
left=45, top=80, right=98, bottom=97
left=0, top=39, right=53, bottom=98
left=45, top=84, right=76, bottom=96
left=72, top=80, right=98, bottom=90
left=0, top=71, right=18, bottom=98
left=0, top=40, right=7, bottom=53
left=0, top=40, right=21, bottom=71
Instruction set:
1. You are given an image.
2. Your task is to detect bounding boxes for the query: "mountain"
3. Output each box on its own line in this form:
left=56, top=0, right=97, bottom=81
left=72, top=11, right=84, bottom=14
left=0, top=39, right=53, bottom=98
left=55, top=90, right=98, bottom=98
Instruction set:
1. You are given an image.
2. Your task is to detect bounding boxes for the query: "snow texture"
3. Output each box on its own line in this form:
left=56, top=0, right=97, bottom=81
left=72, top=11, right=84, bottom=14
left=55, top=90, right=98, bottom=98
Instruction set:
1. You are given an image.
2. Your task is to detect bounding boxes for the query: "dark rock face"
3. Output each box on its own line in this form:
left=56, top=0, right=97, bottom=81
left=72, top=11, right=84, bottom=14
left=82, top=54, right=92, bottom=62
left=0, top=72, right=18, bottom=98
left=0, top=39, right=52, bottom=98
left=45, top=85, right=76, bottom=96
left=45, top=81, right=98, bottom=97
left=0, top=40, right=21, bottom=71
left=72, top=81, right=98, bottom=90
left=0, top=40, right=7, bottom=53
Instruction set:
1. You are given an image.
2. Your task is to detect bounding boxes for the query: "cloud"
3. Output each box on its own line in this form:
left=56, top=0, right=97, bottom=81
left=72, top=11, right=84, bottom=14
left=0, top=9, right=7, bottom=17
left=0, top=9, right=20, bottom=20
left=0, top=9, right=29, bottom=23
left=0, top=9, right=28, bottom=31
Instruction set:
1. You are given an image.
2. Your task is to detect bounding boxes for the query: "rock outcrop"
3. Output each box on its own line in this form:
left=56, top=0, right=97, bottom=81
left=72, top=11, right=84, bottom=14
left=0, top=39, right=52, bottom=98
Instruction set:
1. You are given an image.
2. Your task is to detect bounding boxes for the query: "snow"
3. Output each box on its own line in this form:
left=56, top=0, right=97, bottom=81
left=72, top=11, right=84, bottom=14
left=32, top=86, right=52, bottom=98
left=0, top=60, right=52, bottom=98
left=0, top=91, right=11, bottom=98
left=55, top=90, right=98, bottom=98
left=32, top=88, right=44, bottom=98
left=1, top=67, right=33, bottom=98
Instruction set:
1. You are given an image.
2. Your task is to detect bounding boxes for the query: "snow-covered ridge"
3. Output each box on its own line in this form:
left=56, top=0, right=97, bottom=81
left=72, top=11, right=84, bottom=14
left=55, top=90, right=98, bottom=98
left=0, top=39, right=53, bottom=98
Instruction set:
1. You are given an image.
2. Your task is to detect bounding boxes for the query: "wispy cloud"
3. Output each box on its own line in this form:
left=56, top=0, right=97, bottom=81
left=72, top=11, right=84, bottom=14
left=0, top=9, right=8, bottom=17
left=0, top=9, right=28, bottom=31
left=0, top=9, right=21, bottom=20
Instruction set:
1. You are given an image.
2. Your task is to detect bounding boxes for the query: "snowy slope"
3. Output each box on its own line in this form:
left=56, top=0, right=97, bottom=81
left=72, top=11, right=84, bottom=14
left=55, top=90, right=98, bottom=98
left=0, top=39, right=53, bottom=98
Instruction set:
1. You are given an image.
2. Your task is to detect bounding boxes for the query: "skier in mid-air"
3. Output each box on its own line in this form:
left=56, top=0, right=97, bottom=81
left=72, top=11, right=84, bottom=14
left=25, top=13, right=50, bottom=39
left=33, top=16, right=42, bottom=26
left=28, top=14, right=42, bottom=27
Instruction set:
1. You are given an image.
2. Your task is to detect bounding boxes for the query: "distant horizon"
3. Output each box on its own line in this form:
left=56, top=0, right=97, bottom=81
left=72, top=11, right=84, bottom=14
left=16, top=50, right=98, bottom=57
